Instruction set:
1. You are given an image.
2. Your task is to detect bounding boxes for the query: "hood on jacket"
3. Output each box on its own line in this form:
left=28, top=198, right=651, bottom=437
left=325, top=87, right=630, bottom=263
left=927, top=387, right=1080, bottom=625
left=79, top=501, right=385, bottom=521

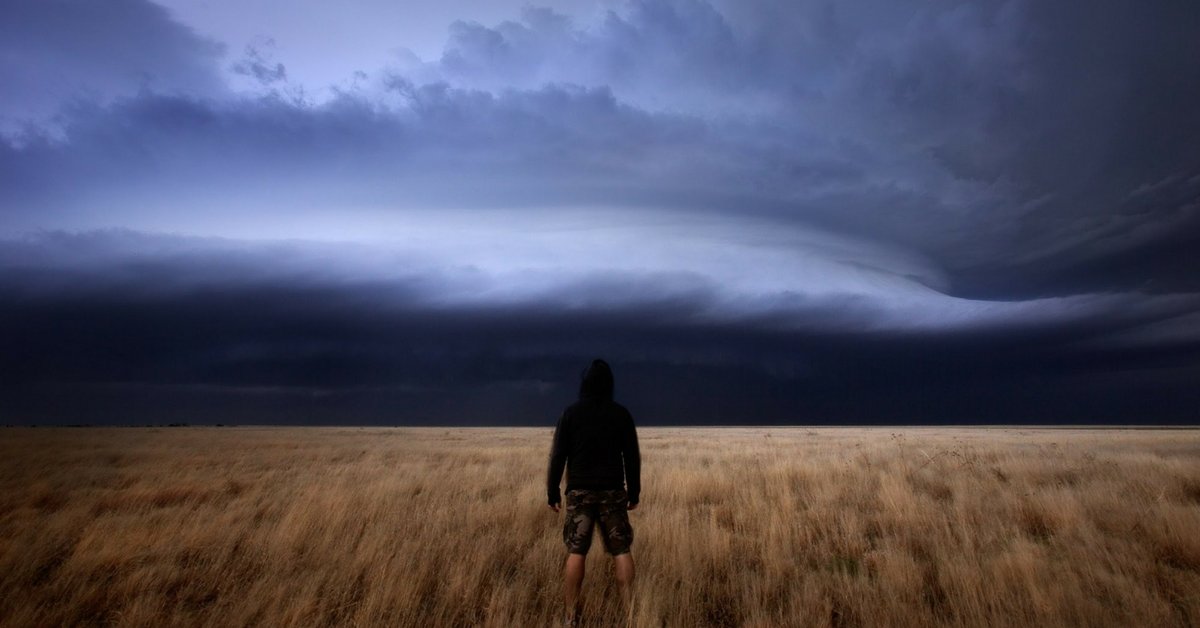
left=578, top=359, right=614, bottom=401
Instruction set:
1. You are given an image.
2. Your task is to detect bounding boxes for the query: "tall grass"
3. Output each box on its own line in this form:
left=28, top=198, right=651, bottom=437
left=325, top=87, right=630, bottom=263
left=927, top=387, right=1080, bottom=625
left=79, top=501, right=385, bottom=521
left=1, top=427, right=1198, bottom=626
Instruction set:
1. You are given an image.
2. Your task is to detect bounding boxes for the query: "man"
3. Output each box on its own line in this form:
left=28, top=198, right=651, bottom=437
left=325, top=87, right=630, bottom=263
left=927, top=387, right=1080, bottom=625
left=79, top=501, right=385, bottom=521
left=546, top=359, right=641, bottom=627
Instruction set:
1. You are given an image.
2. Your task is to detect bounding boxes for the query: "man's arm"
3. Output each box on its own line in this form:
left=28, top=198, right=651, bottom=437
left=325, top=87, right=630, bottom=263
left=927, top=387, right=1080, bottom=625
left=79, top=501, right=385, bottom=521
left=622, top=410, right=641, bottom=506
left=546, top=410, right=569, bottom=507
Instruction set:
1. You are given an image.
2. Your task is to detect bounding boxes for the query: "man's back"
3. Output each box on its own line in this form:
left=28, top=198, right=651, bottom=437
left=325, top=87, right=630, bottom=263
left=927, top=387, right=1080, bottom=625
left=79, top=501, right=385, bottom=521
left=547, top=399, right=640, bottom=505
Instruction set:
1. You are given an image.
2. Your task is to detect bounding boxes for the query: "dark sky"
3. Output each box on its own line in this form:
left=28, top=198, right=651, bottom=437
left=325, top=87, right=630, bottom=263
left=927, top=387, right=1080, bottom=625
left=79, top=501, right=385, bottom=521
left=2, top=0, right=1198, bottom=425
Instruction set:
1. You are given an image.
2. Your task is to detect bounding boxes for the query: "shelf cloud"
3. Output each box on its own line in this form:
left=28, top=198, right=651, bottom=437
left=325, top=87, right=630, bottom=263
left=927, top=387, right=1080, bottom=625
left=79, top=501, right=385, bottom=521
left=1, top=0, right=1197, bottom=424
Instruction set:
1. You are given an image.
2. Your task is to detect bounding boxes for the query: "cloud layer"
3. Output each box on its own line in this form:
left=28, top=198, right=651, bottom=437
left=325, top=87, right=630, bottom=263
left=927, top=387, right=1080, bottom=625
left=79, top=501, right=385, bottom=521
left=0, top=0, right=1197, bottom=424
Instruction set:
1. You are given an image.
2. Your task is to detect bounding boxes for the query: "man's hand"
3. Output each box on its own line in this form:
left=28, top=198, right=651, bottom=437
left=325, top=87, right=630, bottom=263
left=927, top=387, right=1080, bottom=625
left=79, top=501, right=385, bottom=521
left=627, top=502, right=638, bottom=511
left=548, top=502, right=560, bottom=513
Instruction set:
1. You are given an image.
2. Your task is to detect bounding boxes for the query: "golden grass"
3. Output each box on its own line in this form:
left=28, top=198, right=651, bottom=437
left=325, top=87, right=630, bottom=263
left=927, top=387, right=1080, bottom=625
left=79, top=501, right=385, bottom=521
left=1, top=426, right=1199, bottom=627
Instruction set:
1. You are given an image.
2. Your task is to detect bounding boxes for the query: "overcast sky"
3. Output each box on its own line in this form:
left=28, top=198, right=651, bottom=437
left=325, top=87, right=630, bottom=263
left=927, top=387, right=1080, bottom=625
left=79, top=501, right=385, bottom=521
left=1, top=0, right=1198, bottom=425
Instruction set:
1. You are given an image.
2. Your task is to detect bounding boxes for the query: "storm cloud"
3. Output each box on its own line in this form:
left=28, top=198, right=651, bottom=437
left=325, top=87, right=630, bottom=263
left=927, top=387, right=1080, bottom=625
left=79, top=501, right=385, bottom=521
left=0, top=0, right=1197, bottom=424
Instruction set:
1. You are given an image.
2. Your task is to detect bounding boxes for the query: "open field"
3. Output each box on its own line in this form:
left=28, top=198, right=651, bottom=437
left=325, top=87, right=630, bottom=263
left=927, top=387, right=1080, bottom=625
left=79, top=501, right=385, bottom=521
left=1, top=427, right=1199, bottom=627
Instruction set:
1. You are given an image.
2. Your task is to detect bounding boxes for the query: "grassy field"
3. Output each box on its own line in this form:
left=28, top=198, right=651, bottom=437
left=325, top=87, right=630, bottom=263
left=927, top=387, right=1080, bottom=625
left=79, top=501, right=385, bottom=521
left=1, top=426, right=1199, bottom=627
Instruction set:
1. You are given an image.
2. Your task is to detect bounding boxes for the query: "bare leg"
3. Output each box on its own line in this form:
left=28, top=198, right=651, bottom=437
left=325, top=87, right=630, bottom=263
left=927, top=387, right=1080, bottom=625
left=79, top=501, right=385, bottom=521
left=564, top=553, right=586, bottom=623
left=613, top=552, right=635, bottom=612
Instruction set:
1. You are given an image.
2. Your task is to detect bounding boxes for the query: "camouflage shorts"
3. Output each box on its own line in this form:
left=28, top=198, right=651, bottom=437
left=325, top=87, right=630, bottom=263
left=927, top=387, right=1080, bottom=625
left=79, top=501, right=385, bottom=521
left=562, top=488, right=633, bottom=556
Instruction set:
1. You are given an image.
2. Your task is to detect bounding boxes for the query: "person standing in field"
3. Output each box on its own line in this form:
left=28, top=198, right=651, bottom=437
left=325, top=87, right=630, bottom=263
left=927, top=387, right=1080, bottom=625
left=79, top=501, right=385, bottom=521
left=547, top=359, right=641, bottom=627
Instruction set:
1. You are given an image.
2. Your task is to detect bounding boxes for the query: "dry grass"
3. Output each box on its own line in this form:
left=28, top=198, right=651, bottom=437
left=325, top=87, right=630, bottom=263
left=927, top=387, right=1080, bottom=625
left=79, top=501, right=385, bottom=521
left=1, top=426, right=1199, bottom=627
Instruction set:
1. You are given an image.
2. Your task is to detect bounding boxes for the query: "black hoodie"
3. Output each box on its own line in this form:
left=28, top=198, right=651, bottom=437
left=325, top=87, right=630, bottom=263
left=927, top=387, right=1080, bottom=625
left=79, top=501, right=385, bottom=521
left=546, top=360, right=641, bottom=506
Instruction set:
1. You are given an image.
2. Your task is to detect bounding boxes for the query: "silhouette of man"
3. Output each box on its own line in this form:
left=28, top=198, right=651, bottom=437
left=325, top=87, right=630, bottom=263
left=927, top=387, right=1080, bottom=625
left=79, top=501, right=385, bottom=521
left=546, top=359, right=641, bottom=626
